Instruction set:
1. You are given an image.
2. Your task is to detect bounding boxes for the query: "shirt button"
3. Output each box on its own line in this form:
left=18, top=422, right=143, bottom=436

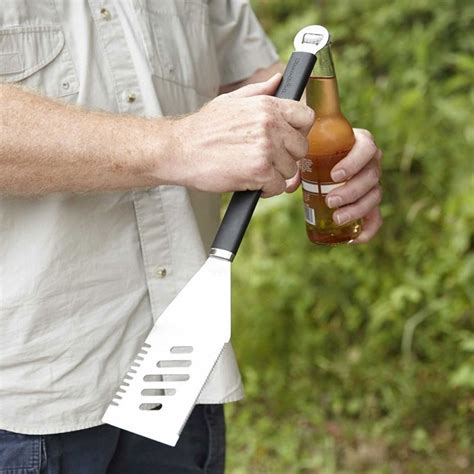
left=61, top=81, right=70, bottom=90
left=100, top=8, right=112, bottom=20
left=127, top=92, right=137, bottom=103
left=154, top=267, right=167, bottom=278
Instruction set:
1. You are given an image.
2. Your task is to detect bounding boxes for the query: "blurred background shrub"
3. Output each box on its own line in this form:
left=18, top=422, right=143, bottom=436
left=226, top=0, right=474, bottom=472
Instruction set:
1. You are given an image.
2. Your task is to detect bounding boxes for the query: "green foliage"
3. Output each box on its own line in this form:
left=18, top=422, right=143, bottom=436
left=227, top=0, right=474, bottom=472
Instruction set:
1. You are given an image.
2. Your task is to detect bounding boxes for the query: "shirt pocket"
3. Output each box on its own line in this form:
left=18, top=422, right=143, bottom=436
left=0, top=430, right=42, bottom=474
left=0, top=25, right=79, bottom=100
left=133, top=0, right=220, bottom=102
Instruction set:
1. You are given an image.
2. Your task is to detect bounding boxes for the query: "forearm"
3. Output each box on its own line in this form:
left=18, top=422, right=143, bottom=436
left=0, top=85, right=173, bottom=196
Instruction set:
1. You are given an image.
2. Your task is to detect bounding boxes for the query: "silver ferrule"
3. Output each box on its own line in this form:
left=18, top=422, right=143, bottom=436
left=293, top=25, right=330, bottom=56
left=209, top=248, right=235, bottom=262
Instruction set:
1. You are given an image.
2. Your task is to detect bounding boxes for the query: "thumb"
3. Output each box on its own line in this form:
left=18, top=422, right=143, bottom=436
left=226, top=73, right=282, bottom=99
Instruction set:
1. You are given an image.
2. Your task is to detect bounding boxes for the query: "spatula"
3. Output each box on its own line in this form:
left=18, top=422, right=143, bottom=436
left=102, top=25, right=330, bottom=447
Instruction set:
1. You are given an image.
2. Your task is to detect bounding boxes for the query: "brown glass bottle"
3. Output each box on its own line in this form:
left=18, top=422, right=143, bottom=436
left=300, top=44, right=362, bottom=245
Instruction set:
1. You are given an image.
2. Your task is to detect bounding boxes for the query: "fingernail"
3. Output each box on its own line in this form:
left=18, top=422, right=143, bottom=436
left=327, top=196, right=342, bottom=209
left=332, top=169, right=346, bottom=182
left=335, top=212, right=349, bottom=225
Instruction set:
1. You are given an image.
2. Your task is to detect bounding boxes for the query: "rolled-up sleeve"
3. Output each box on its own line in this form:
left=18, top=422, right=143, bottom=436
left=209, top=0, right=279, bottom=86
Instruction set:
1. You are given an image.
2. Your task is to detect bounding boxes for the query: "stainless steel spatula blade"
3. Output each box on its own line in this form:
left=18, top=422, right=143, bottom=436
left=103, top=25, right=329, bottom=447
left=103, top=256, right=231, bottom=447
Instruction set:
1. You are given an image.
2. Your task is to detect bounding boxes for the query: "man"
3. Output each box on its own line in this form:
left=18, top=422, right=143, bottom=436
left=0, top=1, right=382, bottom=472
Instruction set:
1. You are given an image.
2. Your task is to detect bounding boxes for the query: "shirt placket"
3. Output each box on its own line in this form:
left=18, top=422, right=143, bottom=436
left=89, top=0, right=177, bottom=322
left=132, top=189, right=179, bottom=321
left=88, top=0, right=143, bottom=114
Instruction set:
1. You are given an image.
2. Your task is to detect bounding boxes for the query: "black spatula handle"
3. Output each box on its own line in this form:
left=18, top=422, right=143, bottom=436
left=210, top=52, right=316, bottom=260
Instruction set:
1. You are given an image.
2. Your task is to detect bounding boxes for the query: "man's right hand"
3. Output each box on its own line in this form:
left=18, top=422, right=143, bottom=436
left=0, top=75, right=313, bottom=196
left=167, top=74, right=315, bottom=198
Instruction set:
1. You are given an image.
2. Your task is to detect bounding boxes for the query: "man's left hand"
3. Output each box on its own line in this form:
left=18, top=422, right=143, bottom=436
left=328, top=128, right=383, bottom=243
left=286, top=128, right=383, bottom=244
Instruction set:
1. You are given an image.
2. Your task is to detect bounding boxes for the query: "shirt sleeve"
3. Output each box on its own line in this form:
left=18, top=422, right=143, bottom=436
left=209, top=0, right=279, bottom=86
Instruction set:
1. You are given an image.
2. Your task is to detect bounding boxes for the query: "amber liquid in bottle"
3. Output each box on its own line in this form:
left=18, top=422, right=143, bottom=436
left=301, top=46, right=362, bottom=245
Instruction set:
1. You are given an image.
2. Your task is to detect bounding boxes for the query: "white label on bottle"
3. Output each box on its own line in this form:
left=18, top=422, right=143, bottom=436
left=304, top=204, right=316, bottom=225
left=302, top=180, right=345, bottom=195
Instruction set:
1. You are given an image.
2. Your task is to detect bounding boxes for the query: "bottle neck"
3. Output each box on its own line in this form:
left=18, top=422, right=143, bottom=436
left=306, top=45, right=341, bottom=116
left=312, top=44, right=336, bottom=78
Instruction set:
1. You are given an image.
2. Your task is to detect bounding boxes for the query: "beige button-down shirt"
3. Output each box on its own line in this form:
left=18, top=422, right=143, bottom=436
left=0, top=0, right=278, bottom=434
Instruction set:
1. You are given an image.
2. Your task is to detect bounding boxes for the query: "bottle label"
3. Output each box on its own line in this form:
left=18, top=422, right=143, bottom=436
left=302, top=179, right=345, bottom=195
left=299, top=158, right=313, bottom=174
left=303, top=204, right=316, bottom=225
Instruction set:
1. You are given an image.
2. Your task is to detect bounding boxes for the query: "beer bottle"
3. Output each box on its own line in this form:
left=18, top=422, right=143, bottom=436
left=300, top=41, right=362, bottom=245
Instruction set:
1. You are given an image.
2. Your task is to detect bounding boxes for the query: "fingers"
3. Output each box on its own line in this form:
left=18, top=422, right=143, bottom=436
left=226, top=75, right=315, bottom=134
left=285, top=169, right=301, bottom=193
left=325, top=128, right=383, bottom=241
left=284, top=131, right=309, bottom=161
left=256, top=102, right=310, bottom=181
left=332, top=185, right=382, bottom=226
left=280, top=121, right=308, bottom=164
left=219, top=75, right=314, bottom=198
left=268, top=122, right=309, bottom=181
left=261, top=167, right=287, bottom=198
left=352, top=207, right=383, bottom=244
left=264, top=98, right=312, bottom=183
left=277, top=99, right=315, bottom=133
left=374, top=147, right=383, bottom=163
left=330, top=128, right=378, bottom=182
left=274, top=154, right=298, bottom=180
left=326, top=158, right=380, bottom=209
left=226, top=73, right=282, bottom=98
